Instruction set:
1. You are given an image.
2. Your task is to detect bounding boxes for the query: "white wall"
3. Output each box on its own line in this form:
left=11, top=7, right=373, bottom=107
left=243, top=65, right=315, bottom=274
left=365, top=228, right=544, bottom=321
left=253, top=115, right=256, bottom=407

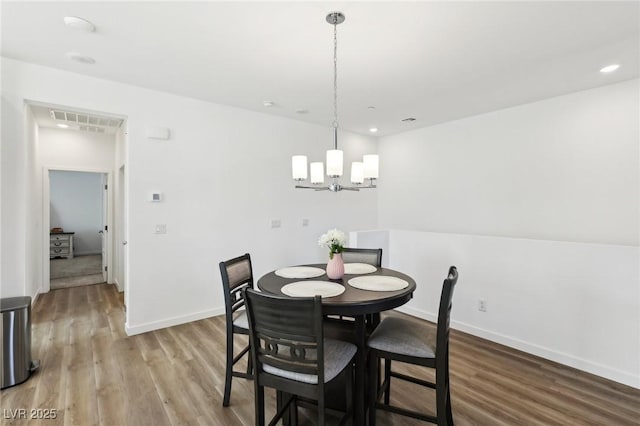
left=386, top=230, right=638, bottom=388
left=379, top=79, right=639, bottom=246
left=39, top=127, right=116, bottom=171
left=1, top=84, right=27, bottom=297
left=24, top=104, right=41, bottom=302
left=49, top=170, right=104, bottom=255
left=1, top=58, right=378, bottom=334
left=371, top=79, right=640, bottom=388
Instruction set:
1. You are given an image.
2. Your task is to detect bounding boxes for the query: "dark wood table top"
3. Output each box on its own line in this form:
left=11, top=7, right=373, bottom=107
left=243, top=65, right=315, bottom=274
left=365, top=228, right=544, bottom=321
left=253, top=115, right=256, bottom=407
left=257, top=264, right=416, bottom=316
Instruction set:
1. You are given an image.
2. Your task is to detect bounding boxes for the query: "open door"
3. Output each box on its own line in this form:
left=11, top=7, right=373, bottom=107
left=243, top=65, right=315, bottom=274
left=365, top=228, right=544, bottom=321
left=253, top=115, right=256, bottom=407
left=101, top=173, right=108, bottom=282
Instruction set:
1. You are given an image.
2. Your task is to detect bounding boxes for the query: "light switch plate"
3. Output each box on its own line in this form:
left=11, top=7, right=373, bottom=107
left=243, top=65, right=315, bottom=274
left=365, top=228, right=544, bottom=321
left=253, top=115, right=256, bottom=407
left=154, top=224, right=167, bottom=234
left=146, top=127, right=170, bottom=140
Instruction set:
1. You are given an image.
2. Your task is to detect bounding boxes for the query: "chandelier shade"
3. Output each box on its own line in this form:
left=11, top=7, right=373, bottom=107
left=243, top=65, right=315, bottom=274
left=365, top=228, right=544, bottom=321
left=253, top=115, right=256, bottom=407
left=326, top=149, right=344, bottom=177
left=292, top=155, right=308, bottom=180
left=310, top=162, right=325, bottom=184
left=351, top=162, right=364, bottom=184
left=363, top=154, right=379, bottom=179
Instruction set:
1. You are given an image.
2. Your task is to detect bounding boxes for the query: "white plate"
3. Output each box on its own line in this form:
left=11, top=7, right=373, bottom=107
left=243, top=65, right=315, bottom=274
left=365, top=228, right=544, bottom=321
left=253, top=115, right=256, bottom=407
left=281, top=281, right=345, bottom=298
left=275, top=266, right=326, bottom=279
left=344, top=263, right=377, bottom=275
left=348, top=276, right=409, bottom=292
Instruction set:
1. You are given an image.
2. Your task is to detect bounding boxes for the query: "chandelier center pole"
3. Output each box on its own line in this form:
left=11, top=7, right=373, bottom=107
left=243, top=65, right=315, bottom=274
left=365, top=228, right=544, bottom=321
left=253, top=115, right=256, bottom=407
left=329, top=12, right=343, bottom=149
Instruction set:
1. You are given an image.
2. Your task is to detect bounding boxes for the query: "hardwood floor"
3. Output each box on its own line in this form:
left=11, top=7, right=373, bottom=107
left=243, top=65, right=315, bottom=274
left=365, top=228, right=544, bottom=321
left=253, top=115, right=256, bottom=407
left=1, top=284, right=638, bottom=425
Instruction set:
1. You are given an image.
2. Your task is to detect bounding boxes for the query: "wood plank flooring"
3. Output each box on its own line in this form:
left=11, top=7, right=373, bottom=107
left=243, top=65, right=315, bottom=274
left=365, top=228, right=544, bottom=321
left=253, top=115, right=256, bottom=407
left=1, top=284, right=638, bottom=425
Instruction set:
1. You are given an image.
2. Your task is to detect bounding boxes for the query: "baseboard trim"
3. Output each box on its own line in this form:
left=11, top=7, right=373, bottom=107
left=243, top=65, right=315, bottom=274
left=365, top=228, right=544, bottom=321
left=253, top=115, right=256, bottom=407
left=396, top=305, right=639, bottom=389
left=112, top=278, right=123, bottom=292
left=125, top=307, right=225, bottom=336
left=31, top=287, right=42, bottom=306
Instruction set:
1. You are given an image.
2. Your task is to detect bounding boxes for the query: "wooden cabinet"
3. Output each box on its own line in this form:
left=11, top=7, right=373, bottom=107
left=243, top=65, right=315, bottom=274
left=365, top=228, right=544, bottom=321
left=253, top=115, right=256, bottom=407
left=50, top=232, right=74, bottom=259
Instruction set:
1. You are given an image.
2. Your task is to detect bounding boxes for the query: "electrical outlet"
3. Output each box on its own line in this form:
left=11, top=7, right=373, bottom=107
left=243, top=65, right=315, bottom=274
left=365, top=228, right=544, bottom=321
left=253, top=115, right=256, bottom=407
left=478, top=298, right=487, bottom=312
left=302, top=218, right=309, bottom=227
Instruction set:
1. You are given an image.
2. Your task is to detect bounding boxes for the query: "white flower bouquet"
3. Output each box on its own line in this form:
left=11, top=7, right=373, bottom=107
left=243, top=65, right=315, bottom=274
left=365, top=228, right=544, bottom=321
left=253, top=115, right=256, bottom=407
left=318, top=228, right=346, bottom=259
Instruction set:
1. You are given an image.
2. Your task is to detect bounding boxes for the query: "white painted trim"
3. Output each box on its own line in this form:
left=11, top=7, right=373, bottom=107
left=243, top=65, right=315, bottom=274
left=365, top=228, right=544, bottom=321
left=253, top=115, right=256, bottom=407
left=396, top=305, right=437, bottom=323
left=42, top=166, right=114, bottom=294
left=395, top=305, right=640, bottom=389
left=112, top=278, right=123, bottom=293
left=31, top=287, right=42, bottom=306
left=125, top=307, right=225, bottom=336
left=25, top=99, right=128, bottom=121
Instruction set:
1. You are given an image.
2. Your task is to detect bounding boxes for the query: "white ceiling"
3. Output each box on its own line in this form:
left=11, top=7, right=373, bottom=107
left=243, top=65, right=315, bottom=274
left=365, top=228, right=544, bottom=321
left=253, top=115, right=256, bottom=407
left=3, top=2, right=638, bottom=137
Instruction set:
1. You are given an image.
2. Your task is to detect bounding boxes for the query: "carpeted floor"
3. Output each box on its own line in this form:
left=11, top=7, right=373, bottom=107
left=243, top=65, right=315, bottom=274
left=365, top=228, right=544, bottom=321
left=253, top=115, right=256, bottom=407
left=50, top=254, right=105, bottom=289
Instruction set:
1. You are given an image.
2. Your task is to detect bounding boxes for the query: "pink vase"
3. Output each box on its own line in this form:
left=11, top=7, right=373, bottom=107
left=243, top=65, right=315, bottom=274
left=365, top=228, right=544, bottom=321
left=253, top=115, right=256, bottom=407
left=326, top=253, right=345, bottom=280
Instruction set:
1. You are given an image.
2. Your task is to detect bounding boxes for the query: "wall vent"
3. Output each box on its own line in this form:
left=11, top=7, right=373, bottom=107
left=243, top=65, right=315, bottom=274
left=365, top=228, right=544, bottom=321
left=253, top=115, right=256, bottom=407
left=49, top=109, right=123, bottom=133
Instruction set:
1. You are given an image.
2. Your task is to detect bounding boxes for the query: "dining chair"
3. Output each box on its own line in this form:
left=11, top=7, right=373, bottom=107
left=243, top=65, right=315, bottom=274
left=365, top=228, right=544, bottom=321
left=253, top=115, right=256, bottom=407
left=341, top=247, right=383, bottom=267
left=219, top=253, right=254, bottom=407
left=325, top=247, right=383, bottom=334
left=243, top=288, right=356, bottom=426
left=367, top=266, right=459, bottom=426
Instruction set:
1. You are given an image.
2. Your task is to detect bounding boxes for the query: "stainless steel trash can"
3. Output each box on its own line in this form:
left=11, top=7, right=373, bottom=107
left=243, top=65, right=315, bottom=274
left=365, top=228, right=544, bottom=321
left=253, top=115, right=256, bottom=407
left=1, top=296, right=39, bottom=389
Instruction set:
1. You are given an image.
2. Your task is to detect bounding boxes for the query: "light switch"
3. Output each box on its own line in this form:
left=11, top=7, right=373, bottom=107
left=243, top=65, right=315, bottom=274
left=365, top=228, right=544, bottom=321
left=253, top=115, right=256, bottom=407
left=271, top=220, right=281, bottom=229
left=154, top=224, right=167, bottom=234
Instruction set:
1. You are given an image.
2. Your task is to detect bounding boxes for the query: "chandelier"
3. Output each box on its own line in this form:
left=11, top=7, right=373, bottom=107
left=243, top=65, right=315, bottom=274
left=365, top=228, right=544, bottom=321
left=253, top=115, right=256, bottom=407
left=292, top=12, right=379, bottom=192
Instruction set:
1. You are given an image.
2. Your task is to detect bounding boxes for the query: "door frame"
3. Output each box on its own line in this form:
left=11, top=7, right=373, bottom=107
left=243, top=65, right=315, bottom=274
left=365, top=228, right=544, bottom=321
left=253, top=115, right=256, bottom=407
left=43, top=166, right=114, bottom=293
left=116, top=164, right=127, bottom=294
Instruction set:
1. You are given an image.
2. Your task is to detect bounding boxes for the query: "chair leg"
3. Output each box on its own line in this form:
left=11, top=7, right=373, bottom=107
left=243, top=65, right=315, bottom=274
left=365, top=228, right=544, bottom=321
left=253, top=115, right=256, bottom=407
left=446, top=386, right=454, bottom=426
left=255, top=384, right=265, bottom=426
left=318, top=397, right=325, bottom=426
left=436, top=361, right=449, bottom=426
left=368, top=352, right=378, bottom=426
left=247, top=347, right=253, bottom=376
left=223, top=330, right=234, bottom=406
left=276, top=391, right=286, bottom=426
left=383, top=359, right=391, bottom=405
left=445, top=354, right=454, bottom=426
left=340, top=364, right=353, bottom=426
left=290, top=397, right=298, bottom=426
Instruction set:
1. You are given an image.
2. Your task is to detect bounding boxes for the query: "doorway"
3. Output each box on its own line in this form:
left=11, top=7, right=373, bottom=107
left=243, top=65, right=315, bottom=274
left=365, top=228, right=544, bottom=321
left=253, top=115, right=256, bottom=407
left=27, top=101, right=125, bottom=295
left=48, top=170, right=109, bottom=289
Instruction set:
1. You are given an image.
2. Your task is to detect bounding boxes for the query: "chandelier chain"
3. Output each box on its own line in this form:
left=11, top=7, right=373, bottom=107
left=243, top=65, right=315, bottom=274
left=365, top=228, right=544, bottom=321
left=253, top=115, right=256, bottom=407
left=333, top=21, right=338, bottom=130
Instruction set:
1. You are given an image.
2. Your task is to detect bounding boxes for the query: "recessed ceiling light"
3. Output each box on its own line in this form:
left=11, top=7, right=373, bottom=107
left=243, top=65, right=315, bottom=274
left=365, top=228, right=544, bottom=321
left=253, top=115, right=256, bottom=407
left=263, top=101, right=275, bottom=107
left=65, top=52, right=96, bottom=64
left=295, top=109, right=309, bottom=114
left=367, top=106, right=376, bottom=110
left=56, top=123, right=69, bottom=129
left=600, top=64, right=620, bottom=73
left=63, top=16, right=96, bottom=32
left=401, top=117, right=416, bottom=122
left=369, top=127, right=378, bottom=133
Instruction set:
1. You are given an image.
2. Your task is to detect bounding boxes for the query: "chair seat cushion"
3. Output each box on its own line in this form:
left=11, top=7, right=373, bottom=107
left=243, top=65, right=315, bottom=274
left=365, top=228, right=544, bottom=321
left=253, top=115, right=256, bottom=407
left=263, top=338, right=356, bottom=384
left=367, top=317, right=436, bottom=358
left=233, top=310, right=249, bottom=330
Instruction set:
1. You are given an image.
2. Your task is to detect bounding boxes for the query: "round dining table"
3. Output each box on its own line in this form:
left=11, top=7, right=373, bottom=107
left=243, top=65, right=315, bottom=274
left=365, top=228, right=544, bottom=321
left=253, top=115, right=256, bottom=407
left=257, top=264, right=416, bottom=426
